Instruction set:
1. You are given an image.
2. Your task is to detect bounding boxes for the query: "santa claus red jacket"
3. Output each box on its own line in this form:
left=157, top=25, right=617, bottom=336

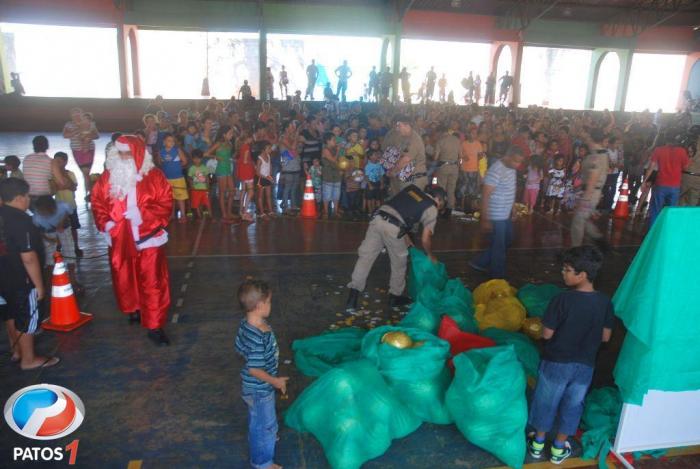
left=91, top=139, right=173, bottom=266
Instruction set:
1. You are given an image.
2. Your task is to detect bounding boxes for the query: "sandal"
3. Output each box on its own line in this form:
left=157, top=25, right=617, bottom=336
left=21, top=356, right=61, bottom=371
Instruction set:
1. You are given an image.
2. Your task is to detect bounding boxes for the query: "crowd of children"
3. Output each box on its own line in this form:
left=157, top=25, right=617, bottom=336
left=107, top=98, right=672, bottom=226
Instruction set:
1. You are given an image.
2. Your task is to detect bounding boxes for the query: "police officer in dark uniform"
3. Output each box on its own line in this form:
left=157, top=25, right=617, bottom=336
left=346, top=184, right=446, bottom=310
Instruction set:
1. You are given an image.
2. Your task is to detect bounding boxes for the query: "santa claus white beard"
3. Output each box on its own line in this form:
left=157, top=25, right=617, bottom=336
left=107, top=157, right=138, bottom=200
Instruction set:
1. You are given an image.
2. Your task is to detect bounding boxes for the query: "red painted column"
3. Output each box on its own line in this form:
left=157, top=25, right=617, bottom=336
left=127, top=26, right=142, bottom=98
left=489, top=40, right=522, bottom=106
left=511, top=40, right=524, bottom=107
left=116, top=25, right=129, bottom=99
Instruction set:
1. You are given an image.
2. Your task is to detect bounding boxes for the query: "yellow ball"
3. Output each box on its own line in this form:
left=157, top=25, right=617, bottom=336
left=473, top=211, right=480, bottom=219
left=338, top=158, right=350, bottom=171
left=381, top=331, right=413, bottom=349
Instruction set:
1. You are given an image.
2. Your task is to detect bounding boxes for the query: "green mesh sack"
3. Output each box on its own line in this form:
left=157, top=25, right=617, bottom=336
left=285, top=359, right=422, bottom=469
left=292, top=328, right=367, bottom=377
left=407, top=247, right=448, bottom=300
left=481, top=328, right=540, bottom=378
left=361, top=326, right=453, bottom=424
left=400, top=300, right=441, bottom=333
left=437, top=279, right=478, bottom=333
left=445, top=346, right=527, bottom=469
left=402, top=280, right=477, bottom=335
left=516, top=283, right=564, bottom=318
left=580, top=387, right=623, bottom=468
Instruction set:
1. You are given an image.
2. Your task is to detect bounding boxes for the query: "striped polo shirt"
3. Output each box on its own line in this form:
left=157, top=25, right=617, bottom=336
left=22, top=153, right=54, bottom=196
left=483, top=159, right=516, bottom=221
left=235, top=319, right=279, bottom=395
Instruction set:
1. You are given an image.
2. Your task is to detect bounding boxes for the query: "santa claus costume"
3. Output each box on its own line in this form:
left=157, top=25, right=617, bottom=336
left=91, top=135, right=173, bottom=345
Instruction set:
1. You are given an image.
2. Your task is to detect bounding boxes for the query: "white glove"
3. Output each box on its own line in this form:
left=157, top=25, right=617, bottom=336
left=102, top=221, right=116, bottom=247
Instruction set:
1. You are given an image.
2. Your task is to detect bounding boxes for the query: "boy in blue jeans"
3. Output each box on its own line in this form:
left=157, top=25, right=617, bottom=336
left=235, top=279, right=288, bottom=469
left=527, top=246, right=614, bottom=464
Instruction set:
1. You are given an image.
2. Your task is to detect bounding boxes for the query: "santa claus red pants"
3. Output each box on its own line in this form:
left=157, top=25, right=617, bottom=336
left=109, top=246, right=170, bottom=329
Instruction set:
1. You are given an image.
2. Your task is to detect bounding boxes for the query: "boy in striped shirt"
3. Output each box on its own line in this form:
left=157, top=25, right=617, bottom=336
left=235, top=279, right=287, bottom=469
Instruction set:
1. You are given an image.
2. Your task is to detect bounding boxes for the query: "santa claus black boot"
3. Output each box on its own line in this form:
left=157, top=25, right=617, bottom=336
left=147, top=328, right=170, bottom=346
left=128, top=311, right=141, bottom=325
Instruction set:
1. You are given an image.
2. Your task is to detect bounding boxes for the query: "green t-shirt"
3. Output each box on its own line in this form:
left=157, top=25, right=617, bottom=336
left=215, top=144, right=233, bottom=177
left=188, top=164, right=212, bottom=190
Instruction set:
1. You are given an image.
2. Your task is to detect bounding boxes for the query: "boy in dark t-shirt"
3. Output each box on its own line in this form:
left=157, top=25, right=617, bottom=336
left=527, top=246, right=614, bottom=464
left=0, top=178, right=59, bottom=370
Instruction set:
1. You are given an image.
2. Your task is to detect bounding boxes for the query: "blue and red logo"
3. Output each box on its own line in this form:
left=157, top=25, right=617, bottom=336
left=4, top=384, right=85, bottom=440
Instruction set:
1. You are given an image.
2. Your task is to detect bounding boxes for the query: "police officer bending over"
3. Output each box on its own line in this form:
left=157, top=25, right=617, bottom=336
left=346, top=184, right=447, bottom=310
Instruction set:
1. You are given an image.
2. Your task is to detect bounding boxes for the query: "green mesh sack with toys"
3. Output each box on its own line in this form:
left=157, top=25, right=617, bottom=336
left=445, top=346, right=527, bottom=469
left=285, top=358, right=422, bottom=469
left=361, top=325, right=453, bottom=424
left=407, top=247, right=448, bottom=300
left=292, top=328, right=367, bottom=377
left=399, top=300, right=442, bottom=334
left=480, top=328, right=540, bottom=378
left=517, top=283, right=564, bottom=318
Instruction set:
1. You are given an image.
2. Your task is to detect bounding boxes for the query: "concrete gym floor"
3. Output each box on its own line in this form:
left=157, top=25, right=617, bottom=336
left=2, top=133, right=700, bottom=468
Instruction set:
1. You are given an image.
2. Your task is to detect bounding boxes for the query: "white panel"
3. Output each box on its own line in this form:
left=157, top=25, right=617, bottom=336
left=613, top=389, right=700, bottom=454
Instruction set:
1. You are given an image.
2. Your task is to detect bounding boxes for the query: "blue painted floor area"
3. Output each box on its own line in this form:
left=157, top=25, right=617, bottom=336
left=0, top=130, right=641, bottom=468
left=0, top=245, right=625, bottom=469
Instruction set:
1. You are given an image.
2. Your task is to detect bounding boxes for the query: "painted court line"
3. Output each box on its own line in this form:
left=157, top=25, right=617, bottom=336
left=167, top=244, right=641, bottom=259
left=180, top=284, right=188, bottom=293
left=191, top=218, right=206, bottom=257
left=171, top=313, right=179, bottom=324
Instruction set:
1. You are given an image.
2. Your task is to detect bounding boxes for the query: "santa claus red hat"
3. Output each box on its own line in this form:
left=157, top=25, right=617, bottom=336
left=115, top=135, right=149, bottom=171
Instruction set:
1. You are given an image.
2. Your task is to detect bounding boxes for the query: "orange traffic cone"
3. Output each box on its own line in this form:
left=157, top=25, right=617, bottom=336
left=613, top=177, right=630, bottom=219
left=300, top=174, right=318, bottom=219
left=42, top=252, right=93, bottom=332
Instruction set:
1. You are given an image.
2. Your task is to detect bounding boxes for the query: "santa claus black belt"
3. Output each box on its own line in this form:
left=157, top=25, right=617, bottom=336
left=136, top=225, right=165, bottom=245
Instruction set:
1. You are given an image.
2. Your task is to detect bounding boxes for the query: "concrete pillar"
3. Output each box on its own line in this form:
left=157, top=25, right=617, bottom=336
left=391, top=25, right=402, bottom=104
left=0, top=27, right=10, bottom=94
left=615, top=48, right=634, bottom=112
left=584, top=49, right=606, bottom=110
left=259, top=27, right=267, bottom=101
left=585, top=48, right=633, bottom=112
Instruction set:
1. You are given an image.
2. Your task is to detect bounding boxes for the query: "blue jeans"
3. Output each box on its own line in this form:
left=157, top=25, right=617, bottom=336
left=472, top=219, right=512, bottom=279
left=242, top=391, right=278, bottom=469
left=649, top=185, right=679, bottom=227
left=528, top=360, right=594, bottom=436
left=281, top=172, right=300, bottom=209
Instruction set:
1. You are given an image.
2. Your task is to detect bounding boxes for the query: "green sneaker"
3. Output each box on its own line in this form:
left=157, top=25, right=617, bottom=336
left=550, top=441, right=572, bottom=465
left=527, top=433, right=545, bottom=459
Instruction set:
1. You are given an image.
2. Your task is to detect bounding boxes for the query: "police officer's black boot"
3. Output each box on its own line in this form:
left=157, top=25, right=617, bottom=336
left=346, top=288, right=360, bottom=311
left=388, top=294, right=412, bottom=308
